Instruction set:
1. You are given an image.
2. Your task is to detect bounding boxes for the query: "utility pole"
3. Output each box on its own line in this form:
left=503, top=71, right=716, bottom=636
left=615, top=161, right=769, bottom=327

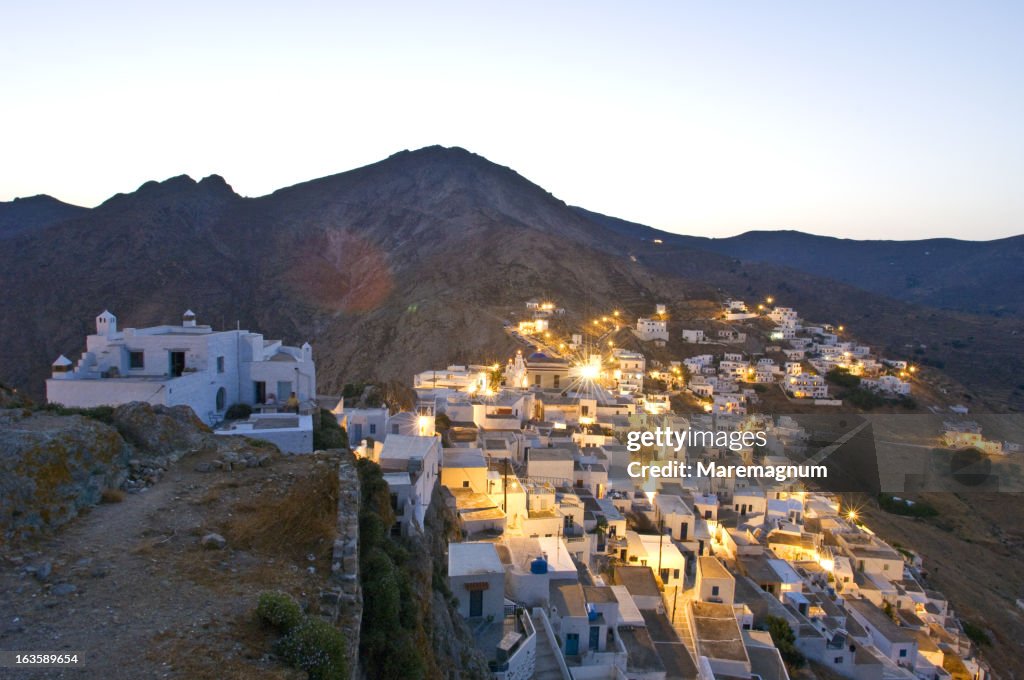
left=658, top=517, right=664, bottom=578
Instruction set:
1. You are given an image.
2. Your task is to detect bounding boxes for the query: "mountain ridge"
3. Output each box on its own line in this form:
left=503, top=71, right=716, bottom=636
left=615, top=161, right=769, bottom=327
left=1, top=146, right=1021, bottom=410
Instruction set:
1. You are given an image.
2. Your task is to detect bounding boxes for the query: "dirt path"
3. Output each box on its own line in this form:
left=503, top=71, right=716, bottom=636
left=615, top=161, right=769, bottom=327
left=0, top=448, right=337, bottom=679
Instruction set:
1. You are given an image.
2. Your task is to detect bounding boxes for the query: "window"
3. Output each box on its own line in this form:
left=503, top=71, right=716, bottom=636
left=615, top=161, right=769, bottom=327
left=711, top=585, right=720, bottom=596
left=834, top=657, right=844, bottom=664
left=215, top=387, right=226, bottom=412
left=462, top=481, right=470, bottom=488
left=553, top=375, right=560, bottom=388
left=391, top=424, right=399, bottom=434
left=673, top=569, right=680, bottom=579
left=899, top=649, right=907, bottom=658
left=128, top=351, right=144, bottom=369
left=216, top=356, right=225, bottom=373
left=369, top=423, right=377, bottom=434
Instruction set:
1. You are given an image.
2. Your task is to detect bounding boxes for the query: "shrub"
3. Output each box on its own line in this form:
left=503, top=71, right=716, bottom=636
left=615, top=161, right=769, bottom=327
left=826, top=368, right=860, bottom=389
left=765, top=616, right=805, bottom=668
left=961, top=620, right=991, bottom=646
left=225, top=403, right=252, bottom=420
left=313, top=409, right=348, bottom=450
left=878, top=494, right=938, bottom=518
left=257, top=591, right=303, bottom=632
left=100, top=488, right=126, bottom=504
left=846, top=388, right=886, bottom=410
left=274, top=616, right=349, bottom=680
left=42, top=403, right=115, bottom=424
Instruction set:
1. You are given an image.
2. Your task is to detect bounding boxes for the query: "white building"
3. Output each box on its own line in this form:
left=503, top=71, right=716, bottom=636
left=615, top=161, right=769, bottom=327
left=379, top=434, right=441, bottom=535
left=612, top=349, right=645, bottom=394
left=449, top=542, right=506, bottom=620
left=768, top=307, right=799, bottom=326
left=861, top=375, right=912, bottom=396
left=215, top=412, right=314, bottom=453
left=696, top=556, right=735, bottom=604
left=336, top=406, right=390, bottom=444
left=413, top=365, right=489, bottom=393
left=634, top=317, right=669, bottom=342
left=47, top=310, right=315, bottom=425
left=681, top=329, right=705, bottom=343
left=785, top=374, right=829, bottom=399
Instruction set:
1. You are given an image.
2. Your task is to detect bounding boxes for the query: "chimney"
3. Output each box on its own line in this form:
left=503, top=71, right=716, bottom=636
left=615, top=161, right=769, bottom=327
left=183, top=309, right=197, bottom=328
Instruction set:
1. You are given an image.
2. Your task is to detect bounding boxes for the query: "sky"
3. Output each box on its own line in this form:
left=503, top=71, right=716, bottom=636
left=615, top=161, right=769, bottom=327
left=2, top=1, right=1022, bottom=240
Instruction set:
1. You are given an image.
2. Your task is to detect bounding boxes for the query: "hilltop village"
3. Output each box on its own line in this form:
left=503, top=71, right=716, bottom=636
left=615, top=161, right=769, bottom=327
left=38, top=300, right=1004, bottom=680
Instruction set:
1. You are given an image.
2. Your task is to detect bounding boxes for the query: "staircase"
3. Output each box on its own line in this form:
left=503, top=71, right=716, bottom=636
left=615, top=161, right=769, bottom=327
left=530, top=611, right=567, bottom=680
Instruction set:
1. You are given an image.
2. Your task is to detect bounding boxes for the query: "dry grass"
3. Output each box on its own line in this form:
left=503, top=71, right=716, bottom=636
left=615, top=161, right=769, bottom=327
left=100, top=488, right=126, bottom=503
left=146, top=613, right=304, bottom=680
left=225, top=468, right=339, bottom=562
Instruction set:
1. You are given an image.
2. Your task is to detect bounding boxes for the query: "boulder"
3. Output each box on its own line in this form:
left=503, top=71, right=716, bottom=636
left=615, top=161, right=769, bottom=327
left=0, top=410, right=130, bottom=541
left=201, top=533, right=227, bottom=550
left=112, top=402, right=211, bottom=460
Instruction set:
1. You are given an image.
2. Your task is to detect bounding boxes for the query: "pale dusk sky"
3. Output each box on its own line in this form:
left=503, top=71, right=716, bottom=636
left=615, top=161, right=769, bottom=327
left=2, top=1, right=1022, bottom=240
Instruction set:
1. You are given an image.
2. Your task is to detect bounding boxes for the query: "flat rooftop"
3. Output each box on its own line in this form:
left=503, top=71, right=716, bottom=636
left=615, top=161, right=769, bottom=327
left=550, top=580, right=587, bottom=618
left=529, top=448, right=573, bottom=462
left=449, top=488, right=505, bottom=521
left=614, top=565, right=661, bottom=599
left=641, top=609, right=699, bottom=679
left=443, top=447, right=487, bottom=467
left=449, top=542, right=504, bottom=577
left=655, top=494, right=693, bottom=516
left=618, top=626, right=665, bottom=674
left=692, top=601, right=749, bottom=663
left=698, top=556, right=732, bottom=580
left=845, top=597, right=915, bottom=643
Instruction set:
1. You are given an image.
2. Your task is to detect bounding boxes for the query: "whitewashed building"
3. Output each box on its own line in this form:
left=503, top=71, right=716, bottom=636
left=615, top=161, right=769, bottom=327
left=634, top=317, right=669, bottom=342
left=47, top=310, right=316, bottom=425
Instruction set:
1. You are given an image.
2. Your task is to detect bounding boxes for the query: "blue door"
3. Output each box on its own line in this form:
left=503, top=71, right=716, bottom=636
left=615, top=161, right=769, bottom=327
left=589, top=626, right=600, bottom=651
left=565, top=633, right=579, bottom=656
left=352, top=423, right=363, bottom=442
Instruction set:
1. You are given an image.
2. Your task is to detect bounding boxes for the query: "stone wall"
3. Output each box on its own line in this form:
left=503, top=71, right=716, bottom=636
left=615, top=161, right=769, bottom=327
left=320, top=450, right=362, bottom=680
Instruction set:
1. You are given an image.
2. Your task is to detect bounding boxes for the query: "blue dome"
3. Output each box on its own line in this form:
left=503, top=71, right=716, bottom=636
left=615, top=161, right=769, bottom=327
left=530, top=556, right=548, bottom=574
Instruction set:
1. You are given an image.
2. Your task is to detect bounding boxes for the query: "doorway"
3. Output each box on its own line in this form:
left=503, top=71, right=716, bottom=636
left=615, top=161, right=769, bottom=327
left=169, top=351, right=186, bottom=377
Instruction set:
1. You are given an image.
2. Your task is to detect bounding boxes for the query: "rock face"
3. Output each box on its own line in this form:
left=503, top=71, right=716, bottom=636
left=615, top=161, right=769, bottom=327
left=111, top=402, right=211, bottom=458
left=0, top=409, right=130, bottom=541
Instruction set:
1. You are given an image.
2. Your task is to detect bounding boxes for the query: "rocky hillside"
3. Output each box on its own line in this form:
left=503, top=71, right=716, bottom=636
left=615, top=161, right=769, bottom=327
left=575, top=207, right=1024, bottom=316
left=0, top=194, right=88, bottom=239
left=1, top=402, right=215, bottom=542
left=1, top=146, right=1021, bottom=410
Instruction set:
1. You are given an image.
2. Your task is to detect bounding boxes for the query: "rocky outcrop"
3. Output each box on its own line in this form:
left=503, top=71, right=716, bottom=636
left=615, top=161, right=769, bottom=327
left=111, top=402, right=211, bottom=458
left=419, top=484, right=491, bottom=678
left=0, top=409, right=130, bottom=542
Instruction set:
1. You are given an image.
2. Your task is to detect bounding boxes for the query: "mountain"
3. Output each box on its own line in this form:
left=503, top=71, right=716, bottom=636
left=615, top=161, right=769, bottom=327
left=574, top=207, right=1024, bottom=316
left=0, top=194, right=88, bottom=239
left=1, top=146, right=1021, bottom=410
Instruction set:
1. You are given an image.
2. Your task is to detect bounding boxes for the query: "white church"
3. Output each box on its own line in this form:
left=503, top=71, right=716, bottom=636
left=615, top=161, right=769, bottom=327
left=47, top=310, right=317, bottom=425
